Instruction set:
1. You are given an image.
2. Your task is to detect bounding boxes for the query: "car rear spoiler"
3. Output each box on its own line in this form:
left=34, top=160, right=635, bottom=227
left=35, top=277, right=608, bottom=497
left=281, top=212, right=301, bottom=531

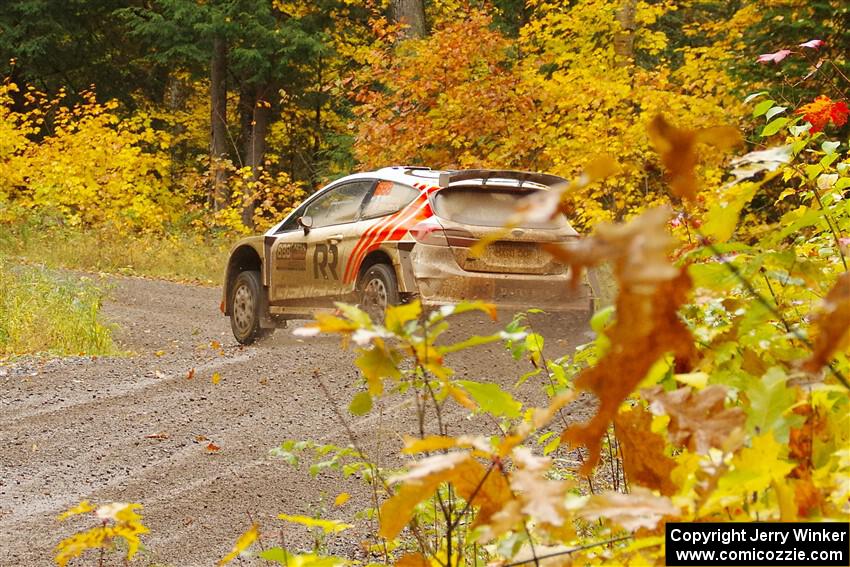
left=437, top=169, right=567, bottom=189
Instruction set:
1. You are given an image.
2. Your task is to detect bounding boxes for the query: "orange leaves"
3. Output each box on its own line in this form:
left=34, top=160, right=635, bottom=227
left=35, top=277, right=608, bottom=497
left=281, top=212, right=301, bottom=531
left=379, top=452, right=473, bottom=540
left=554, top=206, right=697, bottom=472
left=804, top=271, right=850, bottom=373
left=614, top=406, right=676, bottom=495
left=647, top=115, right=741, bottom=200
left=644, top=385, right=745, bottom=454
left=795, top=96, right=849, bottom=133
left=396, top=553, right=432, bottom=567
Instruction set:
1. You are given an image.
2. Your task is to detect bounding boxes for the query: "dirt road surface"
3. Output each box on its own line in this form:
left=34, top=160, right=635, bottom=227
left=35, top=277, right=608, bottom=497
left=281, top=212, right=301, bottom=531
left=0, top=275, right=594, bottom=566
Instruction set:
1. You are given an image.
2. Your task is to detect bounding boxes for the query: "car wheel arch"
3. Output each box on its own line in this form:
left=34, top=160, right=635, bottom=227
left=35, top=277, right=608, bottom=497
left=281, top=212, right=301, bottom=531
left=225, top=245, right=263, bottom=315
left=357, top=249, right=397, bottom=286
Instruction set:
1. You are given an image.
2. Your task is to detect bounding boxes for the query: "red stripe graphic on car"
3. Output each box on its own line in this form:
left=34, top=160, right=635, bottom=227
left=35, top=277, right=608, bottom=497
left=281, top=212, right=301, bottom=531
left=346, top=201, right=431, bottom=284
left=343, top=187, right=434, bottom=284
left=343, top=185, right=431, bottom=282
left=343, top=196, right=427, bottom=284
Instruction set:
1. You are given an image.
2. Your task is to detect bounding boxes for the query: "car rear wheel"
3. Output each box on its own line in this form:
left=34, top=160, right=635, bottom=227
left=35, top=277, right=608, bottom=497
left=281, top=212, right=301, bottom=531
left=230, top=270, right=274, bottom=345
left=359, top=264, right=400, bottom=323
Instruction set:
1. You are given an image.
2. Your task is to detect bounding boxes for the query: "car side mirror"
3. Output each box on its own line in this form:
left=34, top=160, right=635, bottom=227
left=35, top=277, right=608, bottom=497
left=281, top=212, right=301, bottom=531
left=298, top=215, right=313, bottom=234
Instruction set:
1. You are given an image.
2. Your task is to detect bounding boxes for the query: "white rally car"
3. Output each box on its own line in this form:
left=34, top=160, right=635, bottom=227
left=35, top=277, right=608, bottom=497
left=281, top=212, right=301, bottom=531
left=221, top=166, right=592, bottom=344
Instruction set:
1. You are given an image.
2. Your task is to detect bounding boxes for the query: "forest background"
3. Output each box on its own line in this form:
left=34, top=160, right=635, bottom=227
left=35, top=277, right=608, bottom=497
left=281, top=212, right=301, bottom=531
left=0, top=0, right=846, bottom=284
left=1, top=1, right=850, bottom=565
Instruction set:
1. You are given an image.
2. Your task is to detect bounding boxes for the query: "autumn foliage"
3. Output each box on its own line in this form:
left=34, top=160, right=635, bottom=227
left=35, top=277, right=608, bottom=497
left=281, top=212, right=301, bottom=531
left=0, top=0, right=842, bottom=565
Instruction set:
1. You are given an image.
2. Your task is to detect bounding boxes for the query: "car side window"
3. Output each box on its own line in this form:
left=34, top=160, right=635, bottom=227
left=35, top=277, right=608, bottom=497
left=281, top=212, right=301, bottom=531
left=360, top=181, right=420, bottom=219
left=306, top=181, right=375, bottom=228
left=277, top=180, right=374, bottom=233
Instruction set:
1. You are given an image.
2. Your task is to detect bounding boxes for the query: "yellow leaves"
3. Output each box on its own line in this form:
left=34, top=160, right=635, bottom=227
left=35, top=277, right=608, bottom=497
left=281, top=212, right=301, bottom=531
left=804, top=271, right=850, bottom=373
left=212, top=372, right=221, bottom=385
left=384, top=301, right=421, bottom=334
left=333, top=492, right=350, bottom=507
left=647, top=115, right=741, bottom=201
left=277, top=514, right=353, bottom=534
left=57, top=500, right=94, bottom=521
left=355, top=343, right=402, bottom=395
left=701, top=434, right=796, bottom=516
left=219, top=523, right=259, bottom=566
left=580, top=487, right=679, bottom=531
left=55, top=502, right=149, bottom=567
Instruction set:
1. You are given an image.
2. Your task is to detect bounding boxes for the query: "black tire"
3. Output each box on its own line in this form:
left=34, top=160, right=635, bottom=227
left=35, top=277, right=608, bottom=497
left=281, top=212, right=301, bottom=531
left=358, top=263, right=400, bottom=323
left=230, top=270, right=274, bottom=345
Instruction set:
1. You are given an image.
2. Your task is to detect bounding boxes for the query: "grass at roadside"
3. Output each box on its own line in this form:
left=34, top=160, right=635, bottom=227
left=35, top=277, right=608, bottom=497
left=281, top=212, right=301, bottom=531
left=0, top=259, right=115, bottom=356
left=0, top=223, right=230, bottom=285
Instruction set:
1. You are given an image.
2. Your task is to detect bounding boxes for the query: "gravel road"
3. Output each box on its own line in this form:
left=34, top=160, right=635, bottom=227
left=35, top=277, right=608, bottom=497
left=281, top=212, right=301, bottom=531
left=0, top=275, right=593, bottom=566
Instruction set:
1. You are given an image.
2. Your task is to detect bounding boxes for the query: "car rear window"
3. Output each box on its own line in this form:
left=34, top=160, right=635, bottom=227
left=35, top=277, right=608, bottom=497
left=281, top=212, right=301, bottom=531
left=432, top=187, right=567, bottom=228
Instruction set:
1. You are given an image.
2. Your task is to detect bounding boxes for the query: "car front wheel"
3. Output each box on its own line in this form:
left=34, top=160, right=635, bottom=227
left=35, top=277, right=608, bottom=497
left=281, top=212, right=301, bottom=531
left=230, top=270, right=273, bottom=344
left=358, top=264, right=400, bottom=323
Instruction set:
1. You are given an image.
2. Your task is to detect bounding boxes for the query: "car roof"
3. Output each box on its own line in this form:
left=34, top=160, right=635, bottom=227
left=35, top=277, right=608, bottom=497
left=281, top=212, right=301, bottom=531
left=335, top=166, right=566, bottom=191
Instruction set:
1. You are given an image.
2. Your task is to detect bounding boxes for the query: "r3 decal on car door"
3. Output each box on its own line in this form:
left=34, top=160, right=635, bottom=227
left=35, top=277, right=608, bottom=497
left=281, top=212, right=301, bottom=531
left=313, top=243, right=339, bottom=280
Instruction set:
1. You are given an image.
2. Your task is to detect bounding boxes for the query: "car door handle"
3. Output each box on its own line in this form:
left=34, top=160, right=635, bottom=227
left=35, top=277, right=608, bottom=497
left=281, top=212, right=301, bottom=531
left=327, top=234, right=343, bottom=244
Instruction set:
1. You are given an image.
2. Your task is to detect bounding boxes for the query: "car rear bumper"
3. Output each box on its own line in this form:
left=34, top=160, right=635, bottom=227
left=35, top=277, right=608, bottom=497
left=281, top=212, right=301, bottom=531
left=409, top=243, right=592, bottom=312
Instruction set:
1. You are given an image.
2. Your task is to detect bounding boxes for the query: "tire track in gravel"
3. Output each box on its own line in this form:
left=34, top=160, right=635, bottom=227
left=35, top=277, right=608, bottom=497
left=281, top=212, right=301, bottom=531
left=0, top=274, right=593, bottom=566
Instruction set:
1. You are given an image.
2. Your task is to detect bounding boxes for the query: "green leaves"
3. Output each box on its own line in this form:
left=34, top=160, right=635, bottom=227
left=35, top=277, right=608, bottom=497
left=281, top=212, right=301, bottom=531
left=752, top=99, right=775, bottom=117
left=761, top=117, right=789, bottom=137
left=745, top=368, right=804, bottom=443
left=456, top=380, right=522, bottom=418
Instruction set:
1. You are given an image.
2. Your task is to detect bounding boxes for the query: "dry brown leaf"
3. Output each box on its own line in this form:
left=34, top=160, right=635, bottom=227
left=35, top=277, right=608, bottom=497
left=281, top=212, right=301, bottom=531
left=580, top=487, right=679, bottom=531
left=388, top=452, right=469, bottom=484
left=804, top=271, right=850, bottom=373
left=186, top=368, right=195, bottom=380
left=552, top=207, right=697, bottom=473
left=511, top=447, right=571, bottom=529
left=206, top=442, right=221, bottom=452
left=613, top=406, right=676, bottom=495
left=562, top=269, right=697, bottom=473
left=647, top=115, right=741, bottom=201
left=379, top=481, right=440, bottom=541
left=643, top=385, right=745, bottom=454
left=475, top=499, right=523, bottom=543
left=543, top=206, right=679, bottom=290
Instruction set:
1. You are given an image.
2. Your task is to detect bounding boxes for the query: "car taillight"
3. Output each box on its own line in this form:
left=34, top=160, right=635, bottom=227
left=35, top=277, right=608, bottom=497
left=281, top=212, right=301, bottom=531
left=411, top=218, right=449, bottom=246
left=411, top=218, right=475, bottom=247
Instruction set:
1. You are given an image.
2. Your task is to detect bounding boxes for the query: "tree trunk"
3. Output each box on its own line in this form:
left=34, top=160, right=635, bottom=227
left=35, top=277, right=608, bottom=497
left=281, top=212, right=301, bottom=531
left=210, top=35, right=228, bottom=211
left=240, top=87, right=271, bottom=229
left=613, top=0, right=637, bottom=68
left=391, top=0, right=427, bottom=39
